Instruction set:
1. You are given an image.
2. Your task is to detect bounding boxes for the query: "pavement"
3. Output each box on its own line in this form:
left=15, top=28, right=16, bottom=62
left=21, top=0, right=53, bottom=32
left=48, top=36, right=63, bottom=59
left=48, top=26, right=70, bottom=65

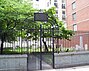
left=37, top=65, right=89, bottom=71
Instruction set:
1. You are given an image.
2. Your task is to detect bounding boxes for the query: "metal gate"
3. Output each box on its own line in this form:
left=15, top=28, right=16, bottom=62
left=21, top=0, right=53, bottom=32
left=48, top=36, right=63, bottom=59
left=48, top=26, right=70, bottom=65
left=27, top=25, right=55, bottom=70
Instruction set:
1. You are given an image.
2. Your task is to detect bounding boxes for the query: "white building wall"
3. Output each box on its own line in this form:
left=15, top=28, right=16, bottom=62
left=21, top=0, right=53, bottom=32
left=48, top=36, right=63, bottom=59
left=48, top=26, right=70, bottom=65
left=33, top=0, right=52, bottom=10
left=58, top=0, right=62, bottom=20
left=32, top=0, right=67, bottom=27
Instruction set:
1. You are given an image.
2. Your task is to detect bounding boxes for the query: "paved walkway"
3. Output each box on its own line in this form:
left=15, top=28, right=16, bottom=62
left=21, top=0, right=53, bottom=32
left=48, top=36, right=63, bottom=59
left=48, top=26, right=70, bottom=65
left=37, top=65, right=89, bottom=71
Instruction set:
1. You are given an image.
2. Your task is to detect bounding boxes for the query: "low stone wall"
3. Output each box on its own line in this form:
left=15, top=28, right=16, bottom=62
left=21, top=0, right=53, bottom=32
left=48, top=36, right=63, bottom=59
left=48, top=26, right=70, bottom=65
left=0, top=55, right=27, bottom=71
left=1, top=51, right=89, bottom=70
left=55, top=51, right=89, bottom=68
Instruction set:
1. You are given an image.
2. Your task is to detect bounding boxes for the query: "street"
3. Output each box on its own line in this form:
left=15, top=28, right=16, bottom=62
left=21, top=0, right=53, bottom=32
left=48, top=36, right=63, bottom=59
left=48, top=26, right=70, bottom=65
left=37, top=65, right=89, bottom=71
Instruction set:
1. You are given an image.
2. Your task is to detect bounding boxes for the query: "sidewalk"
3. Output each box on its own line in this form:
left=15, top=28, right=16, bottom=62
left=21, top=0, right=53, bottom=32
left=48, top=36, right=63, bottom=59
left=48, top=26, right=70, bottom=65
left=37, top=65, right=89, bottom=71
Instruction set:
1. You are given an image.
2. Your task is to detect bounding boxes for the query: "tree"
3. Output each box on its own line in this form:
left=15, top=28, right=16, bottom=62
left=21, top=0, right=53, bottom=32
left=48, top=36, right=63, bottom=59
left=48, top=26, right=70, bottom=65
left=45, top=7, right=73, bottom=39
left=0, top=0, right=36, bottom=54
left=41, top=7, right=74, bottom=51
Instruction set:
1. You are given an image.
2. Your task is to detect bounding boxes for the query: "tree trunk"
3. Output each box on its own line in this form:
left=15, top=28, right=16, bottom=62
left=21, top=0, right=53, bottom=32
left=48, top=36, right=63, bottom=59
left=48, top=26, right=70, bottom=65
left=1, top=36, right=4, bottom=54
left=42, top=38, right=48, bottom=52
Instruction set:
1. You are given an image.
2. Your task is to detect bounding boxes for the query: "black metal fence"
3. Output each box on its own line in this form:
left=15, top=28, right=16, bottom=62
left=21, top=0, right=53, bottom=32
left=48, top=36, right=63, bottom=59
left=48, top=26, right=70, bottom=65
left=0, top=28, right=54, bottom=54
left=0, top=28, right=89, bottom=54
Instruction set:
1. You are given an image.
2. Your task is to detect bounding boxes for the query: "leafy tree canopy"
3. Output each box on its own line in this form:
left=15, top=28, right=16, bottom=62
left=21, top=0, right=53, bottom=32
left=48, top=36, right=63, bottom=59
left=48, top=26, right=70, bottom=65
left=0, top=0, right=36, bottom=41
left=0, top=0, right=37, bottom=53
left=41, top=7, right=74, bottom=39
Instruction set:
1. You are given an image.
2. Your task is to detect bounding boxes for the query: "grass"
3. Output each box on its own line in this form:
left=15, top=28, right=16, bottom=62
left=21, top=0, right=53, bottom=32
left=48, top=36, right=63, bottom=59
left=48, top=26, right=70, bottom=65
left=2, top=47, right=44, bottom=54
left=1, top=47, right=75, bottom=54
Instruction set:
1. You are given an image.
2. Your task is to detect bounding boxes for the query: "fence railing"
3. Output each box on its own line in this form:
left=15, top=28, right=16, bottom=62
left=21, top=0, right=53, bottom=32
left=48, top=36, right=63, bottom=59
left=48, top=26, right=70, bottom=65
left=0, top=29, right=89, bottom=54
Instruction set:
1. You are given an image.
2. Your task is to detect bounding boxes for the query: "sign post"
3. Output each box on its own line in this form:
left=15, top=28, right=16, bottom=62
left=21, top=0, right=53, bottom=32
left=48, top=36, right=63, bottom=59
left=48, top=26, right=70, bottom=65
left=34, top=13, right=48, bottom=70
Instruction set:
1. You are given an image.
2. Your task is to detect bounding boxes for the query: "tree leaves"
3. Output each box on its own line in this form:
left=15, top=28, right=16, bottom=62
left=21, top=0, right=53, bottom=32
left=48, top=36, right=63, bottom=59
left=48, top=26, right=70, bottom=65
left=43, top=7, right=74, bottom=39
left=0, top=0, right=35, bottom=42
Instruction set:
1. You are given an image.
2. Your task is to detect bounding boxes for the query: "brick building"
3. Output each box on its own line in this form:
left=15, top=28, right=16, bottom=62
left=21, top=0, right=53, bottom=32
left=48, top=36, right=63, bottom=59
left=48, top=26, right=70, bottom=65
left=56, top=0, right=89, bottom=51
left=66, top=0, right=89, bottom=31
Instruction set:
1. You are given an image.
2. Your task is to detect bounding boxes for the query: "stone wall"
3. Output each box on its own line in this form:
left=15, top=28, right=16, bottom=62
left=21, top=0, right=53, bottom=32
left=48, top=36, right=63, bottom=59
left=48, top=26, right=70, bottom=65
left=55, top=51, right=89, bottom=68
left=0, top=55, right=27, bottom=71
left=1, top=52, right=89, bottom=70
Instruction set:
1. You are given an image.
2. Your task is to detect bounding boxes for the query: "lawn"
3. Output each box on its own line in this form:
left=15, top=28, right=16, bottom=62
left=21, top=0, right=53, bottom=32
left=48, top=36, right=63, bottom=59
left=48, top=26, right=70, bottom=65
left=2, top=47, right=75, bottom=54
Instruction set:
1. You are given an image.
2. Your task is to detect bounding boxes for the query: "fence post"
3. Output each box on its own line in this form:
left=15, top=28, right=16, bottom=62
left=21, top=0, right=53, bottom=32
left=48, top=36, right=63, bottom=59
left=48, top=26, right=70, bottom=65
left=27, top=33, right=29, bottom=71
left=52, top=26, right=55, bottom=68
left=40, top=24, right=42, bottom=70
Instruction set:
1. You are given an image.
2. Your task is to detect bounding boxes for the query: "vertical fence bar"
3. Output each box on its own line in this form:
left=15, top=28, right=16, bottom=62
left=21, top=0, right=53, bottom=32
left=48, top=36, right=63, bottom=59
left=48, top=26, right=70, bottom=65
left=52, top=27, right=55, bottom=68
left=40, top=24, right=42, bottom=70
left=27, top=33, right=29, bottom=71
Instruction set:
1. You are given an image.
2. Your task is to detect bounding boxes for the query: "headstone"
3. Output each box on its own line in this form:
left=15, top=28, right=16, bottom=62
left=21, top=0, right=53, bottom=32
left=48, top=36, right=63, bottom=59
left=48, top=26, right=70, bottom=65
left=85, top=44, right=88, bottom=50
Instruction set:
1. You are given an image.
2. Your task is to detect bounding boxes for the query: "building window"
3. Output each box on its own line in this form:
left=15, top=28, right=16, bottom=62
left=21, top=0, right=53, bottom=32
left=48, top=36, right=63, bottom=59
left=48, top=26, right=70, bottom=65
left=72, top=1, right=76, bottom=9
left=55, top=14, right=58, bottom=17
left=50, top=0, right=51, bottom=4
left=62, top=0, right=65, bottom=3
left=47, top=2, right=49, bottom=7
left=72, top=12, right=76, bottom=20
left=73, top=24, right=77, bottom=31
left=62, top=11, right=65, bottom=14
left=62, top=15, right=65, bottom=20
left=54, top=3, right=58, bottom=8
left=36, top=0, right=39, bottom=1
left=62, top=11, right=66, bottom=20
left=56, top=10, right=58, bottom=14
left=62, top=4, right=65, bottom=9
left=54, top=0, right=57, bottom=2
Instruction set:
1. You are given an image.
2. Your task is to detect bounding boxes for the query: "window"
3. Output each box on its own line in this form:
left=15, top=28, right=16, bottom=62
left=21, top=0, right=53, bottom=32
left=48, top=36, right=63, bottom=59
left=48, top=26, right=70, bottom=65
left=36, top=0, right=39, bottom=1
left=72, top=1, right=76, bottom=9
left=50, top=0, right=51, bottom=4
left=56, top=10, right=58, bottom=14
left=62, top=14, right=66, bottom=20
left=47, top=2, right=49, bottom=7
left=62, top=11, right=66, bottom=20
left=62, top=0, right=65, bottom=3
left=54, top=0, right=57, bottom=2
left=72, top=12, right=76, bottom=20
left=55, top=14, right=58, bottom=17
left=62, top=4, right=65, bottom=9
left=62, top=11, right=65, bottom=14
left=54, top=3, right=58, bottom=8
left=73, top=24, right=77, bottom=31
left=62, top=15, right=65, bottom=20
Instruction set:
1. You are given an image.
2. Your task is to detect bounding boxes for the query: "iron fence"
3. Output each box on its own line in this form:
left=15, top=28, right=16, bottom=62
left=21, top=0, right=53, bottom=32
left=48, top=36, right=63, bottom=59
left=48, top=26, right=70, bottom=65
left=0, top=28, right=89, bottom=54
left=0, top=27, right=54, bottom=54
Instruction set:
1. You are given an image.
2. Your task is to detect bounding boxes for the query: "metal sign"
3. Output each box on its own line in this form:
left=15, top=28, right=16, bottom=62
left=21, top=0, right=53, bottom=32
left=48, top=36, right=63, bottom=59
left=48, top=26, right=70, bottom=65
left=34, top=13, right=48, bottom=22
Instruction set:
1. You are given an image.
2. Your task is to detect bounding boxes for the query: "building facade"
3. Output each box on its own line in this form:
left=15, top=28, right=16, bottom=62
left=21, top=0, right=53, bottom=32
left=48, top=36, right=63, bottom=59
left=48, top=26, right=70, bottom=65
left=66, top=0, right=89, bottom=31
left=32, top=0, right=66, bottom=27
left=64, top=0, right=89, bottom=50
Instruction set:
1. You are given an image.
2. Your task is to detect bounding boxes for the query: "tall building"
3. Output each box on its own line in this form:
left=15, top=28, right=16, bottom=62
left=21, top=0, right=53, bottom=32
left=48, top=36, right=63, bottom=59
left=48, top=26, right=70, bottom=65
left=32, top=0, right=66, bottom=27
left=32, top=0, right=51, bottom=10
left=65, top=0, right=89, bottom=50
left=66, top=0, right=89, bottom=31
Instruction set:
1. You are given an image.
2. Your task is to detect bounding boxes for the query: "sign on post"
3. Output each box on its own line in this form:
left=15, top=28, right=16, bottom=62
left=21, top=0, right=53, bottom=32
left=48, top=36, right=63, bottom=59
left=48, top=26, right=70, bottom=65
left=34, top=13, right=48, bottom=70
left=34, top=13, right=48, bottom=22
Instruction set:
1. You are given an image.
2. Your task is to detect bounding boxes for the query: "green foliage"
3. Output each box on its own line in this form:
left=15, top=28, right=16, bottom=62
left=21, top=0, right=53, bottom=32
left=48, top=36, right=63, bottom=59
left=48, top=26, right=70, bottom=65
left=0, top=0, right=36, bottom=42
left=42, top=7, right=74, bottom=39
